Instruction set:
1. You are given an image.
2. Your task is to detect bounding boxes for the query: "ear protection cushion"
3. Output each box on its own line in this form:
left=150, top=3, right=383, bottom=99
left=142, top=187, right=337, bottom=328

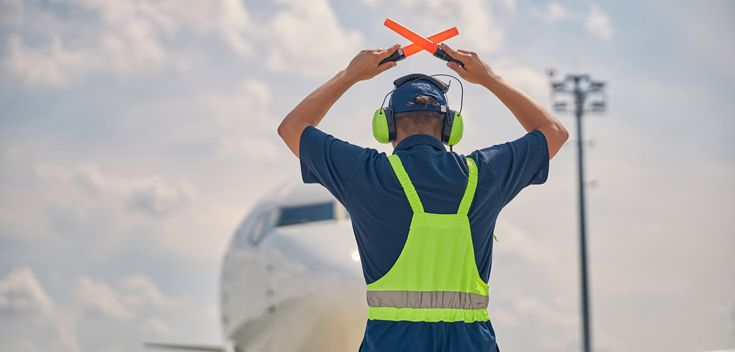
left=441, top=110, right=463, bottom=146
left=441, top=110, right=453, bottom=144
left=372, top=108, right=395, bottom=143
left=447, top=111, right=463, bottom=146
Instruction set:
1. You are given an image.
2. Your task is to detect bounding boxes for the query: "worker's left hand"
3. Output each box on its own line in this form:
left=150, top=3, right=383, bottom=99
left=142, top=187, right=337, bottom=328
left=344, top=45, right=400, bottom=82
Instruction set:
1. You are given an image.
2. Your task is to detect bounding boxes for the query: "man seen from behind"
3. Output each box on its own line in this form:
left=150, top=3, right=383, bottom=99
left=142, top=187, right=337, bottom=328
left=277, top=43, right=569, bottom=352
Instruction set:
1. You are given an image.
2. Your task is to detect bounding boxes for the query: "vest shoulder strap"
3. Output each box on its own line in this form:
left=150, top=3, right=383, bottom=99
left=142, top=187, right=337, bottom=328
left=457, top=157, right=478, bottom=215
left=387, top=154, right=424, bottom=213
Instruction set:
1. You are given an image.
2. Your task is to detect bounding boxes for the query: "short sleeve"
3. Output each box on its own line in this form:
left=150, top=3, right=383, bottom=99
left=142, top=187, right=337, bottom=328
left=299, top=126, right=374, bottom=205
left=471, top=130, right=550, bottom=206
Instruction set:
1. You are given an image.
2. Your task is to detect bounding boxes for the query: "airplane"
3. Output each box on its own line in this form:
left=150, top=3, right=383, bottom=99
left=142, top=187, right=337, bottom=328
left=147, top=180, right=367, bottom=352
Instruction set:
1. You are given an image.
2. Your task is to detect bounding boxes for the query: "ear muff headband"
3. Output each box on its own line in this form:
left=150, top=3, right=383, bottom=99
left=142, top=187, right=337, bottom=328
left=393, top=73, right=449, bottom=93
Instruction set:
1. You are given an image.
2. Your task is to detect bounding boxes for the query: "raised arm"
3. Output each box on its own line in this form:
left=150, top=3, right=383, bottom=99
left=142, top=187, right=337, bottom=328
left=277, top=45, right=401, bottom=158
left=441, top=44, right=568, bottom=159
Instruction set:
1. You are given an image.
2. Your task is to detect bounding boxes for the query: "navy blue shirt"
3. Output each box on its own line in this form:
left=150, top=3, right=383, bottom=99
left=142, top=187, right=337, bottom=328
left=299, top=126, right=549, bottom=351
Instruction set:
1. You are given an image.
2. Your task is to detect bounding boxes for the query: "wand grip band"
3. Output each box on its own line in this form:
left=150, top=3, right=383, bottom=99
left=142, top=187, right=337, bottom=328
left=433, top=47, right=464, bottom=68
left=379, top=48, right=406, bottom=66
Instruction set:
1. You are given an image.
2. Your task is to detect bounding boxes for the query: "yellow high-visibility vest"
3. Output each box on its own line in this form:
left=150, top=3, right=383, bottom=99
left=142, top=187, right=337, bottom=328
left=366, top=154, right=489, bottom=323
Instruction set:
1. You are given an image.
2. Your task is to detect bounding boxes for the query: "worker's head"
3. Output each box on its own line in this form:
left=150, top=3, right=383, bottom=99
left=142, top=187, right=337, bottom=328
left=393, top=95, right=445, bottom=146
left=373, top=74, right=463, bottom=148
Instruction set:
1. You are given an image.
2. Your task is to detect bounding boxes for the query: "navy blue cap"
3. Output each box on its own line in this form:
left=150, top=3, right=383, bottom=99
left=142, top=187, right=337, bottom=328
left=389, top=79, right=448, bottom=114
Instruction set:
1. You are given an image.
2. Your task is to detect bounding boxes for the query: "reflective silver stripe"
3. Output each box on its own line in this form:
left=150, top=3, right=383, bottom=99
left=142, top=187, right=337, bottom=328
left=367, top=291, right=488, bottom=310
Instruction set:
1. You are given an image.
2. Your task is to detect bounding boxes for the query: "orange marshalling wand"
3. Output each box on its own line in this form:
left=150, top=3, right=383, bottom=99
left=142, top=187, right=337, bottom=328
left=403, top=27, right=459, bottom=57
left=380, top=18, right=464, bottom=67
left=385, top=18, right=440, bottom=54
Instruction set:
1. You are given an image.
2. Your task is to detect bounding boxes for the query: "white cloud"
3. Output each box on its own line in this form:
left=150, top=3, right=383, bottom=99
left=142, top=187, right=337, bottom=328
left=500, top=0, right=517, bottom=13
left=208, top=80, right=283, bottom=160
left=171, top=79, right=284, bottom=162
left=118, top=274, right=181, bottom=308
left=265, top=0, right=363, bottom=78
left=530, top=2, right=613, bottom=42
left=125, top=177, right=196, bottom=217
left=397, top=0, right=505, bottom=53
left=140, top=317, right=173, bottom=336
left=0, top=0, right=27, bottom=27
left=495, top=285, right=577, bottom=329
left=215, top=0, right=254, bottom=57
left=492, top=58, right=549, bottom=99
left=0, top=267, right=54, bottom=316
left=585, top=4, right=615, bottom=41
left=491, top=285, right=583, bottom=351
left=6, top=147, right=20, bottom=162
left=0, top=268, right=187, bottom=351
left=100, top=347, right=126, bottom=352
left=667, top=1, right=735, bottom=77
left=0, top=267, right=82, bottom=352
left=36, top=162, right=196, bottom=217
left=70, top=0, right=253, bottom=61
left=532, top=2, right=568, bottom=24
left=1, top=34, right=94, bottom=88
left=77, top=276, right=134, bottom=320
left=0, top=0, right=255, bottom=87
left=486, top=222, right=632, bottom=352
left=31, top=158, right=235, bottom=260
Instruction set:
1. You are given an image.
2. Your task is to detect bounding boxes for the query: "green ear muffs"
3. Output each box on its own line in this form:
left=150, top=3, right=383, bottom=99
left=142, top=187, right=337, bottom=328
left=441, top=111, right=463, bottom=146
left=372, top=108, right=395, bottom=144
left=447, top=111, right=463, bottom=146
left=374, top=74, right=464, bottom=145
left=374, top=108, right=463, bottom=145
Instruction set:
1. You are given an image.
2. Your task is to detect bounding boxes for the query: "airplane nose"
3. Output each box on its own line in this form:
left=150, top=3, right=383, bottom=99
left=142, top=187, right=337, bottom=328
left=221, top=182, right=366, bottom=351
left=267, top=221, right=363, bottom=278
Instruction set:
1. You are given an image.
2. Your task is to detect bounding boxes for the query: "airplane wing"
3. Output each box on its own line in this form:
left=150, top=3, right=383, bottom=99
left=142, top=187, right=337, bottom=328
left=144, top=343, right=224, bottom=352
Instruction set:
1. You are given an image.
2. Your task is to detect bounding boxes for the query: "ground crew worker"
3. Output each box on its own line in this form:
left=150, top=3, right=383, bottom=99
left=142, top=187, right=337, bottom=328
left=277, top=43, right=568, bottom=352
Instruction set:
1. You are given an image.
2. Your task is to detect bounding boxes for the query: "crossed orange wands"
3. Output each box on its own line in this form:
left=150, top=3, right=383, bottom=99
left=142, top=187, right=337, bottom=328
left=379, top=18, right=465, bottom=67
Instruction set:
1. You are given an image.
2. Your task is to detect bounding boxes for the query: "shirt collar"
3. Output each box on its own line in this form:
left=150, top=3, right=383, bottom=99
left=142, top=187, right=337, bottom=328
left=392, top=134, right=446, bottom=154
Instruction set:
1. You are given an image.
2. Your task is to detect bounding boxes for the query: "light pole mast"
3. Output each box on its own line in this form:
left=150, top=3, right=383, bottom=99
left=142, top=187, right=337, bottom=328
left=549, top=72, right=606, bottom=352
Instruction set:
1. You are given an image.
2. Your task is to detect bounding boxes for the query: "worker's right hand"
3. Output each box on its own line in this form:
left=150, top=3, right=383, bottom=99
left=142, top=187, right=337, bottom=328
left=344, top=45, right=400, bottom=83
left=441, top=43, right=498, bottom=86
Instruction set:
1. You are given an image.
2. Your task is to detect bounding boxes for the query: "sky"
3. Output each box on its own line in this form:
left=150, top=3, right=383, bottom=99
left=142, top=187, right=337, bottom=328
left=0, top=0, right=734, bottom=351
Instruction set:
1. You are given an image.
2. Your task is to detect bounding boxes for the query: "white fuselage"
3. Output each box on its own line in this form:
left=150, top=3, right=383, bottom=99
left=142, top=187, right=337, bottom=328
left=220, top=182, right=368, bottom=352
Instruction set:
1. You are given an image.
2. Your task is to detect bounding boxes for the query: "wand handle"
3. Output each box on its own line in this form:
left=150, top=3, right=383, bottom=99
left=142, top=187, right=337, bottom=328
left=379, top=48, right=406, bottom=66
left=433, top=46, right=465, bottom=68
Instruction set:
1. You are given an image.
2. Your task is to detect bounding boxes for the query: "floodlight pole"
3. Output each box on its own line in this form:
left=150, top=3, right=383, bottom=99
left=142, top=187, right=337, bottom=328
left=573, top=76, right=592, bottom=352
left=550, top=73, right=606, bottom=352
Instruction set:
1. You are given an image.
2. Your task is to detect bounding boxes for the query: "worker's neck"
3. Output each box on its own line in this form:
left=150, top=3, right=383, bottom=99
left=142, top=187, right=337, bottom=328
left=391, top=130, right=442, bottom=149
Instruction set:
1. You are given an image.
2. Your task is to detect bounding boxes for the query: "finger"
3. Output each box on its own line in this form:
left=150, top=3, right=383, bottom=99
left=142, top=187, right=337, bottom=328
left=377, top=61, right=397, bottom=73
left=446, top=61, right=466, bottom=74
left=440, top=43, right=460, bottom=56
left=380, top=44, right=401, bottom=58
left=457, top=49, right=471, bottom=54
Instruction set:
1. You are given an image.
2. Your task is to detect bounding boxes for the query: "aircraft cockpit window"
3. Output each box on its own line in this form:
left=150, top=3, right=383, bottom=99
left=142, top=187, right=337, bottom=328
left=277, top=202, right=334, bottom=226
left=248, top=210, right=276, bottom=245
